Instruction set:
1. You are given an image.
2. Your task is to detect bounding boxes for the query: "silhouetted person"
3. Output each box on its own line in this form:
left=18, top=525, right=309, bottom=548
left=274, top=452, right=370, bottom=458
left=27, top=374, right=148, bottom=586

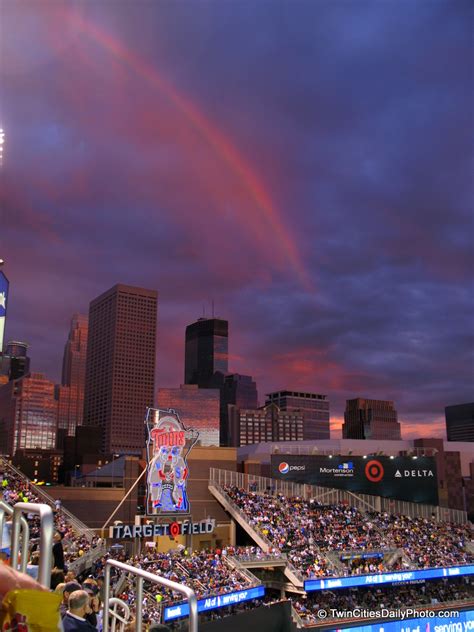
left=52, top=530, right=65, bottom=571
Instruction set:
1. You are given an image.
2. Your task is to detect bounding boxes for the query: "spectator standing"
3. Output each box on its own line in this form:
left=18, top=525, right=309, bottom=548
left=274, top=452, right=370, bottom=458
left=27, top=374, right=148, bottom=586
left=53, top=530, right=66, bottom=571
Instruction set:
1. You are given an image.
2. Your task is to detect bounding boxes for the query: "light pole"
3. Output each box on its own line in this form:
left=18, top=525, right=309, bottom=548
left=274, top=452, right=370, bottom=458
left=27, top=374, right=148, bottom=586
left=111, top=454, right=120, bottom=488
left=74, top=464, right=80, bottom=486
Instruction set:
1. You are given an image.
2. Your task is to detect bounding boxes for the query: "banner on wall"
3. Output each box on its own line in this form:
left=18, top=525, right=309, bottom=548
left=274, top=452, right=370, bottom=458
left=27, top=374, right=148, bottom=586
left=271, top=454, right=438, bottom=505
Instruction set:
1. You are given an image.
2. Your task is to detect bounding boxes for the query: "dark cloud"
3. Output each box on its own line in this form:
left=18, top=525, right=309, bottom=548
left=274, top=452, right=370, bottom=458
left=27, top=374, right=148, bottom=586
left=1, top=0, right=472, bottom=437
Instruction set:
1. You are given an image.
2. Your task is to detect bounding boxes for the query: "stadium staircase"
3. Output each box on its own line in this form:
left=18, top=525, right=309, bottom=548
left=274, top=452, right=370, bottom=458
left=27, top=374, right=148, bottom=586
left=0, top=456, right=106, bottom=573
left=209, top=480, right=330, bottom=588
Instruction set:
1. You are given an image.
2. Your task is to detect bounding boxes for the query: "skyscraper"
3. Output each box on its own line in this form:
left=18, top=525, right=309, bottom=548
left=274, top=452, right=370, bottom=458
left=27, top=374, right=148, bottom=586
left=157, top=384, right=220, bottom=446
left=342, top=398, right=401, bottom=440
left=56, top=314, right=88, bottom=437
left=220, top=374, right=258, bottom=446
left=228, top=403, right=304, bottom=446
left=83, top=284, right=157, bottom=455
left=266, top=390, right=330, bottom=440
left=445, top=403, right=474, bottom=442
left=184, top=318, right=228, bottom=387
left=0, top=373, right=57, bottom=456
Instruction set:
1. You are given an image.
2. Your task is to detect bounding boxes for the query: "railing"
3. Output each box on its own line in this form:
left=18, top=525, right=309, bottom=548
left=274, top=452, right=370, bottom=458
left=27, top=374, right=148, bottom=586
left=231, top=552, right=286, bottom=564
left=0, top=457, right=95, bottom=539
left=103, top=559, right=198, bottom=632
left=68, top=542, right=107, bottom=575
left=208, top=481, right=274, bottom=551
left=11, top=502, right=54, bottom=587
left=223, top=556, right=261, bottom=586
left=209, top=468, right=469, bottom=524
left=0, top=500, right=29, bottom=573
left=108, top=598, right=131, bottom=632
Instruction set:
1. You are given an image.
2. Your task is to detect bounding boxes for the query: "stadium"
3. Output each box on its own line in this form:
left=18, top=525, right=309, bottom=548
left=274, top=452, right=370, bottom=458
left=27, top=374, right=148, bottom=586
left=0, top=409, right=473, bottom=631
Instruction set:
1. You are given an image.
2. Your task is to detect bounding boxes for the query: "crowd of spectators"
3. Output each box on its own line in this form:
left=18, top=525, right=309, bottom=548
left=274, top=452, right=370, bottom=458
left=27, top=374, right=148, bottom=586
left=2, top=463, right=474, bottom=629
left=223, top=486, right=474, bottom=578
left=1, top=468, right=101, bottom=568
left=94, top=546, right=258, bottom=624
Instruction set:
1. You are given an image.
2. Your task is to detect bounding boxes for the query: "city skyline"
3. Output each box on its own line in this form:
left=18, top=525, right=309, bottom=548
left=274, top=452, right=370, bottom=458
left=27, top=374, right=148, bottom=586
left=1, top=1, right=472, bottom=438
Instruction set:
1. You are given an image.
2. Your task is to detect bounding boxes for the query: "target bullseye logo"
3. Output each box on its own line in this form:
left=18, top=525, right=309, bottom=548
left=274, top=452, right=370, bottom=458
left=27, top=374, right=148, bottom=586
left=279, top=462, right=290, bottom=474
left=365, top=459, right=384, bottom=482
left=169, top=522, right=180, bottom=538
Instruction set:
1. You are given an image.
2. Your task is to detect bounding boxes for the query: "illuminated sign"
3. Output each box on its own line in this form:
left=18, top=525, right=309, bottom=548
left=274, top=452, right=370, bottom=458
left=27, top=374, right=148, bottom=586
left=271, top=455, right=438, bottom=504
left=304, top=564, right=474, bottom=592
left=325, top=608, right=474, bottom=632
left=109, top=518, right=215, bottom=539
left=0, top=271, right=9, bottom=351
left=163, top=585, right=266, bottom=621
left=145, top=407, right=199, bottom=516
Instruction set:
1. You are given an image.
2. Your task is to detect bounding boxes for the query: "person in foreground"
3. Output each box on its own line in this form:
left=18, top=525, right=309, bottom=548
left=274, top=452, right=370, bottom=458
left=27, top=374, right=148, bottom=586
left=62, top=589, right=96, bottom=631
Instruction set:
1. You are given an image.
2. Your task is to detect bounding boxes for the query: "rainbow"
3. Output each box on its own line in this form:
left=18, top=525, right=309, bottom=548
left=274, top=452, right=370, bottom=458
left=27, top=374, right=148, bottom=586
left=64, top=9, right=314, bottom=291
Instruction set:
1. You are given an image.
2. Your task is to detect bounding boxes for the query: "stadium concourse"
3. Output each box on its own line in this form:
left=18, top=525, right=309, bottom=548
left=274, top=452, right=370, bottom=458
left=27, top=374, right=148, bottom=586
left=0, top=459, right=473, bottom=630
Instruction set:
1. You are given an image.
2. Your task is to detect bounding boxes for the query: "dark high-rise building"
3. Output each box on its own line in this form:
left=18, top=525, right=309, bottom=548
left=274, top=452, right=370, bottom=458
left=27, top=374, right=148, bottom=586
left=228, top=403, right=304, bottom=447
left=445, top=403, right=474, bottom=442
left=0, top=341, right=30, bottom=381
left=220, top=374, right=258, bottom=446
left=56, top=315, right=88, bottom=437
left=266, top=390, right=330, bottom=440
left=184, top=318, right=228, bottom=388
left=0, top=373, right=57, bottom=456
left=342, top=398, right=401, bottom=440
left=157, top=384, right=220, bottom=447
left=83, top=284, right=157, bottom=455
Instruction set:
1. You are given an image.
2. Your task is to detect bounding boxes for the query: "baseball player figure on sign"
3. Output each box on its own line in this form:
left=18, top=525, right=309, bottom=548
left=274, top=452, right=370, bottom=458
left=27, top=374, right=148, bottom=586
left=145, top=407, right=199, bottom=516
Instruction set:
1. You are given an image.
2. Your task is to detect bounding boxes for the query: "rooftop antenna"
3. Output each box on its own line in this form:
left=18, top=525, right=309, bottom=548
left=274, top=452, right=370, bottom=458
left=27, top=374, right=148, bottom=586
left=211, top=299, right=215, bottom=318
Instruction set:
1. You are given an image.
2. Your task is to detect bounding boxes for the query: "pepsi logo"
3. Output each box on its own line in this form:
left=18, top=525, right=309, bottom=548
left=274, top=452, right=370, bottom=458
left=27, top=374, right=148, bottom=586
left=279, top=462, right=290, bottom=474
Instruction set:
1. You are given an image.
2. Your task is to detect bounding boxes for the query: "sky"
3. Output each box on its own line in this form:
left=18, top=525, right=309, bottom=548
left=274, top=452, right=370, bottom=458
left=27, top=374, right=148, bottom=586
left=1, top=0, right=472, bottom=438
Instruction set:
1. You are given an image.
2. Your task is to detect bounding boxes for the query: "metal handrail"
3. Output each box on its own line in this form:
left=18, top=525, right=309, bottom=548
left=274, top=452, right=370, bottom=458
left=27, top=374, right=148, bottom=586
left=103, top=559, right=198, bottom=632
left=109, top=597, right=131, bottom=632
left=0, top=500, right=29, bottom=573
left=10, top=502, right=54, bottom=587
left=209, top=482, right=274, bottom=551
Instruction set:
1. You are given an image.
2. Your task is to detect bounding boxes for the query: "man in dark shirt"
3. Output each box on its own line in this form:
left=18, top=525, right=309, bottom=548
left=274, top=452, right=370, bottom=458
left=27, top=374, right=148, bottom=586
left=62, top=590, right=96, bottom=631
left=52, top=530, right=65, bottom=571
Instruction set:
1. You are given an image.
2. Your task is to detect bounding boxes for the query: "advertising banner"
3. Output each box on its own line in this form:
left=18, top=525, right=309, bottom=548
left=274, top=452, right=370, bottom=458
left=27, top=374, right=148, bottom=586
left=145, top=407, right=199, bottom=517
left=271, top=454, right=438, bottom=505
left=304, top=564, right=474, bottom=592
left=0, top=271, right=9, bottom=351
left=164, top=585, right=266, bottom=621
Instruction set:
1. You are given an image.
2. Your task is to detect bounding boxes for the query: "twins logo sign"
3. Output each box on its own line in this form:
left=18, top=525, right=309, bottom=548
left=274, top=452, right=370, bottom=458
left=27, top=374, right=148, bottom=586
left=145, top=408, right=199, bottom=517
